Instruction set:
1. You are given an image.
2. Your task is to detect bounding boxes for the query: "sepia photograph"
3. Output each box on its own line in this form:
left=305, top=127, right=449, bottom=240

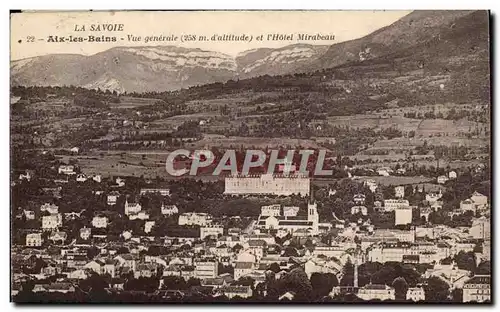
left=9, top=9, right=491, bottom=304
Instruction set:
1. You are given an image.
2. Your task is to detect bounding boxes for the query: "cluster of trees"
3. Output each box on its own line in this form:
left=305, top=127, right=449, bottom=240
left=403, top=108, right=489, bottom=123
left=12, top=85, right=120, bottom=107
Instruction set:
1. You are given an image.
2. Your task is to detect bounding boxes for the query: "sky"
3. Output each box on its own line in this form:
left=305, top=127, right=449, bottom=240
left=10, top=10, right=411, bottom=60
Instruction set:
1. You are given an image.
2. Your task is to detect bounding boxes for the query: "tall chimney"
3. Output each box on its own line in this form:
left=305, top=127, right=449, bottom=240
left=353, top=256, right=359, bottom=288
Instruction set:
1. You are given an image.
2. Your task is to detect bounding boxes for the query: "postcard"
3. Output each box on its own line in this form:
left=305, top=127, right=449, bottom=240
left=10, top=10, right=491, bottom=304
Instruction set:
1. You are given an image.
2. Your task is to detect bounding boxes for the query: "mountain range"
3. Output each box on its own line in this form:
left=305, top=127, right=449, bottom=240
left=10, top=10, right=488, bottom=93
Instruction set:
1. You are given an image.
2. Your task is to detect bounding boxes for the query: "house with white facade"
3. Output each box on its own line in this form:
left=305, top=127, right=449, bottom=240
left=124, top=200, right=142, bottom=215
left=200, top=225, right=224, bottom=239
left=161, top=204, right=179, bottom=216
left=357, top=284, right=395, bottom=301
left=42, top=214, right=63, bottom=230
left=92, top=216, right=108, bottom=228
left=406, top=287, right=425, bottom=301
left=26, top=233, right=43, bottom=247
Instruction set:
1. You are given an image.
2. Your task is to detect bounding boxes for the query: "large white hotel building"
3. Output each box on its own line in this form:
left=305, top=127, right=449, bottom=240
left=224, top=173, right=310, bottom=196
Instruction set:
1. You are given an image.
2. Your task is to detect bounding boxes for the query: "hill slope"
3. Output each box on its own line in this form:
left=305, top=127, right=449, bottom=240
left=11, top=10, right=488, bottom=94
left=308, top=10, right=477, bottom=71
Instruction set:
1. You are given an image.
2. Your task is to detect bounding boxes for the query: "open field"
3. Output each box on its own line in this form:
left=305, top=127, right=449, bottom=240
left=354, top=158, right=486, bottom=171
left=376, top=102, right=488, bottom=116
left=110, top=96, right=161, bottom=109
left=57, top=152, right=167, bottom=178
left=369, top=136, right=490, bottom=149
left=321, top=113, right=487, bottom=137
left=186, top=135, right=326, bottom=150
left=351, top=175, right=433, bottom=186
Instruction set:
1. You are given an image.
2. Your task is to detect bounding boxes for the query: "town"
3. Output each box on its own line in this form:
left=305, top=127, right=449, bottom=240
left=11, top=154, right=491, bottom=303
left=10, top=9, right=491, bottom=304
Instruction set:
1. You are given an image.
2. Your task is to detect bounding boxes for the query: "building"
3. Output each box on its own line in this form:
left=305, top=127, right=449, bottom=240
left=377, top=167, right=392, bottom=176
left=353, top=194, right=366, bottom=205
left=18, top=170, right=31, bottom=181
left=80, top=227, right=91, bottom=240
left=470, top=217, right=490, bottom=240
left=92, top=216, right=108, bottom=228
left=406, top=287, right=425, bottom=301
left=351, top=206, right=368, bottom=216
left=365, top=179, right=378, bottom=193
left=129, top=211, right=150, bottom=220
left=224, top=174, right=310, bottom=197
left=140, top=188, right=170, bottom=196
left=178, top=212, right=212, bottom=226
left=460, top=199, right=475, bottom=213
left=234, top=262, right=254, bottom=281
left=64, top=212, right=81, bottom=221
left=395, top=207, right=412, bottom=225
left=124, top=200, right=142, bottom=216
left=430, top=201, right=443, bottom=211
left=426, top=191, right=443, bottom=204
left=115, top=177, right=125, bottom=187
left=49, top=231, right=67, bottom=244
left=463, top=275, right=490, bottom=303
left=367, top=242, right=413, bottom=263
left=424, top=263, right=470, bottom=289
left=23, top=210, right=35, bottom=220
left=161, top=204, right=179, bottom=216
left=261, top=204, right=281, bottom=217
left=144, top=221, right=155, bottom=233
left=437, top=175, right=449, bottom=184
left=482, top=240, right=491, bottom=262
left=390, top=229, right=415, bottom=243
left=383, top=199, right=410, bottom=212
left=58, top=165, right=75, bottom=175
left=76, top=174, right=87, bottom=182
left=220, top=286, right=252, bottom=299
left=470, top=191, right=488, bottom=208
left=194, top=260, right=218, bottom=279
left=40, top=203, right=59, bottom=214
left=42, top=214, right=63, bottom=230
left=283, top=206, right=299, bottom=217
left=395, top=186, right=405, bottom=199
left=449, top=171, right=457, bottom=179
left=200, top=225, right=224, bottom=239
left=256, top=201, right=319, bottom=235
left=107, top=192, right=119, bottom=206
left=420, top=207, right=432, bottom=223
left=313, top=243, right=355, bottom=259
left=357, top=284, right=395, bottom=301
left=26, top=233, right=43, bottom=247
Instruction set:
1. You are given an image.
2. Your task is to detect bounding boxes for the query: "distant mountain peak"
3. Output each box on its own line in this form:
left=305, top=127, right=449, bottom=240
left=10, top=10, right=485, bottom=93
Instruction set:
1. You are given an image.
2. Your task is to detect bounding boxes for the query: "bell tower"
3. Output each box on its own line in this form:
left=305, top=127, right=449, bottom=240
left=307, top=187, right=319, bottom=234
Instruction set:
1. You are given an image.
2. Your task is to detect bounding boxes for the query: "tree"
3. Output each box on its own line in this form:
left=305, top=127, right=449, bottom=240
left=86, top=246, right=100, bottom=260
left=282, top=268, right=313, bottom=301
left=451, top=288, right=463, bottom=302
left=186, top=277, right=201, bottom=288
left=392, top=277, right=409, bottom=300
left=269, top=262, right=281, bottom=273
left=310, top=272, right=338, bottom=298
left=79, top=272, right=108, bottom=299
left=424, top=276, right=450, bottom=302
left=162, top=276, right=187, bottom=290
left=475, top=261, right=491, bottom=275
left=340, top=258, right=354, bottom=286
left=282, top=247, right=299, bottom=257
left=454, top=251, right=476, bottom=272
left=232, top=243, right=243, bottom=254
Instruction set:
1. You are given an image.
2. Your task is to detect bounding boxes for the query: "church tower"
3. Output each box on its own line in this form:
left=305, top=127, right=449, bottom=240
left=308, top=187, right=319, bottom=234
